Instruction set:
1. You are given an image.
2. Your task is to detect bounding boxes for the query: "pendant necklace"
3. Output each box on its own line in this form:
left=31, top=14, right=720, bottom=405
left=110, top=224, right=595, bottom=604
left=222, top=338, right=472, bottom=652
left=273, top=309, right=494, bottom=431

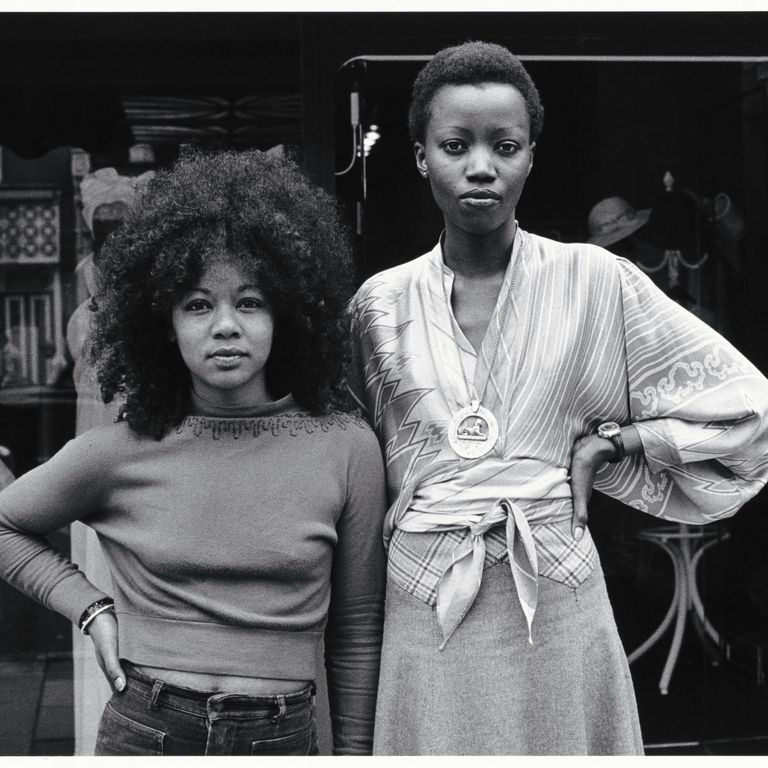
left=441, top=247, right=520, bottom=460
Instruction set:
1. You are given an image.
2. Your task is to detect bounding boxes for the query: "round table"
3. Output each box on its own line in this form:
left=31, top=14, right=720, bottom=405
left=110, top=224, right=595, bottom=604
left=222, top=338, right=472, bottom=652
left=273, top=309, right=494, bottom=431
left=628, top=522, right=729, bottom=694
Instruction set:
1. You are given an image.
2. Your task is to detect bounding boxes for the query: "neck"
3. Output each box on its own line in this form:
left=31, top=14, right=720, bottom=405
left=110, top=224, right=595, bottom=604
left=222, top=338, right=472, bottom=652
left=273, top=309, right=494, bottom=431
left=442, top=221, right=517, bottom=278
left=189, top=387, right=291, bottom=418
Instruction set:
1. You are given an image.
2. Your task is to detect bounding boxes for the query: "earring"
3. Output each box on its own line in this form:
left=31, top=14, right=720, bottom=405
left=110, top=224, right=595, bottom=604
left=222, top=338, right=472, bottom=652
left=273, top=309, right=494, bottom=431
left=421, top=168, right=428, bottom=179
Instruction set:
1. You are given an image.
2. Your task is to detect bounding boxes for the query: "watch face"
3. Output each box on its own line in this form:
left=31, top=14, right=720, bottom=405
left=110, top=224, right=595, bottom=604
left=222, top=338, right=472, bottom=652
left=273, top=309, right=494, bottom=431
left=598, top=421, right=621, bottom=438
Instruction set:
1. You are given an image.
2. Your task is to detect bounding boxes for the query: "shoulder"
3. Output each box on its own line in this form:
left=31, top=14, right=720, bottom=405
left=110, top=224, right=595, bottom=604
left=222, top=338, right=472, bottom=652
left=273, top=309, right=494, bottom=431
left=351, top=250, right=433, bottom=306
left=314, top=409, right=383, bottom=466
left=520, top=231, right=628, bottom=297
left=10, top=419, right=142, bottom=496
left=522, top=230, right=619, bottom=274
left=52, top=418, right=154, bottom=470
left=82, top=417, right=153, bottom=448
left=308, top=409, right=379, bottom=445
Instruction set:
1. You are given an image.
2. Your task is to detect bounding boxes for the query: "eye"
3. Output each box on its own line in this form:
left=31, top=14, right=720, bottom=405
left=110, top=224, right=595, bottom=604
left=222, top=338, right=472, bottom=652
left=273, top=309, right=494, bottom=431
left=238, top=296, right=265, bottom=310
left=184, top=298, right=211, bottom=312
left=497, top=141, right=520, bottom=155
left=441, top=140, right=466, bottom=155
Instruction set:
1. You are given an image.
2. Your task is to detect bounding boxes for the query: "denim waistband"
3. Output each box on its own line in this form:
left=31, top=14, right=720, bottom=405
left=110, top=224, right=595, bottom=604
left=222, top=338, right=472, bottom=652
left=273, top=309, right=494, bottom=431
left=123, top=662, right=315, bottom=715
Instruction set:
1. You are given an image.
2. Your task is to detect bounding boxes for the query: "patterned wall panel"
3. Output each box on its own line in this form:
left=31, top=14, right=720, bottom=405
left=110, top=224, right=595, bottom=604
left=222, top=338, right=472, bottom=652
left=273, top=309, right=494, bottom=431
left=0, top=191, right=60, bottom=265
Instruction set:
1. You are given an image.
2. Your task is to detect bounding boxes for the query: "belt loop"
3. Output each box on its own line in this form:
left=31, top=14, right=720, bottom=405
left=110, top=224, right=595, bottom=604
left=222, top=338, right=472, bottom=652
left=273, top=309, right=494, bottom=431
left=271, top=695, right=287, bottom=723
left=149, top=680, right=164, bottom=710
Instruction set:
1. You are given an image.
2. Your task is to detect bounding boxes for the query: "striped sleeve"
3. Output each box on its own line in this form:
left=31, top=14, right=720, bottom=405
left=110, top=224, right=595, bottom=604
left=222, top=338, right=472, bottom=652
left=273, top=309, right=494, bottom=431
left=602, top=257, right=768, bottom=522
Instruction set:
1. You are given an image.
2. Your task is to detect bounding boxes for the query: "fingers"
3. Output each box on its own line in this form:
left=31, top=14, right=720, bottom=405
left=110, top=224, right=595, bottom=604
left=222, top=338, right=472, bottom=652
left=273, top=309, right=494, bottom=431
left=571, top=460, right=589, bottom=540
left=93, top=649, right=125, bottom=692
left=103, top=659, right=126, bottom=692
left=88, top=612, right=126, bottom=691
left=570, top=436, right=597, bottom=541
left=571, top=495, right=589, bottom=541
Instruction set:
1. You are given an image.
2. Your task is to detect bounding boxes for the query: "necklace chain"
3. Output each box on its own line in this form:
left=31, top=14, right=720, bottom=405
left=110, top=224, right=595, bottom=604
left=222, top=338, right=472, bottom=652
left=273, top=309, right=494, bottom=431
left=440, top=246, right=521, bottom=410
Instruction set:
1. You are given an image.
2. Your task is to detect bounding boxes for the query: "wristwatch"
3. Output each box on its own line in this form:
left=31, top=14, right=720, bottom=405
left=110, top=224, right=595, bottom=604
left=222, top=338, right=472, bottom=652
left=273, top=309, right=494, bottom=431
left=596, top=421, right=625, bottom=463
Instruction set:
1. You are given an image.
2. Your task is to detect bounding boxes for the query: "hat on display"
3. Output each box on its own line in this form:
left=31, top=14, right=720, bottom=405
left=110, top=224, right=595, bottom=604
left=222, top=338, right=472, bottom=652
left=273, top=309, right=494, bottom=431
left=587, top=196, right=651, bottom=248
left=79, top=167, right=155, bottom=233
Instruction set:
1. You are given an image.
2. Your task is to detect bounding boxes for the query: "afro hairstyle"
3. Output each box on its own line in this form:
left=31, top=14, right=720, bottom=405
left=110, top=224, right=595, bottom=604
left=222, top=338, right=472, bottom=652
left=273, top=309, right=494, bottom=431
left=90, top=148, right=355, bottom=439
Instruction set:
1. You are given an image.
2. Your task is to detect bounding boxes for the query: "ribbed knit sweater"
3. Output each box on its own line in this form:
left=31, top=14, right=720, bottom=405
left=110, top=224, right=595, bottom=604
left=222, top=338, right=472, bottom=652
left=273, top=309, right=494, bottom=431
left=0, top=394, right=387, bottom=754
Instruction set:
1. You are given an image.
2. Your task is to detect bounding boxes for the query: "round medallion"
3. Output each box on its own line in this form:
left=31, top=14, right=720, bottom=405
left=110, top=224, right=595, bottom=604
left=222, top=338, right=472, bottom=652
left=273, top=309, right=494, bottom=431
left=448, top=404, right=499, bottom=459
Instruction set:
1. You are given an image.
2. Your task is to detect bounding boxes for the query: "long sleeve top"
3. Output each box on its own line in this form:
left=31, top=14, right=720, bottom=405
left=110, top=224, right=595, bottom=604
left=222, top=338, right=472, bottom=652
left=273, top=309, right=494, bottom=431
left=0, top=394, right=387, bottom=755
left=347, top=229, right=768, bottom=646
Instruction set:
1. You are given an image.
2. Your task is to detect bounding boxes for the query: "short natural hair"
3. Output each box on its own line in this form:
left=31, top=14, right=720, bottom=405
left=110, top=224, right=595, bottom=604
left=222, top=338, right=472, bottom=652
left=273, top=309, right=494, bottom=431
left=408, top=40, right=544, bottom=145
left=91, top=149, right=355, bottom=439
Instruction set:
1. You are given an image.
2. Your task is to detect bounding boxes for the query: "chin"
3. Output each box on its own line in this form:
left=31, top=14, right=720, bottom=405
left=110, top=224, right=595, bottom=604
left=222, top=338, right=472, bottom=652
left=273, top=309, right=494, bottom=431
left=205, top=374, right=249, bottom=391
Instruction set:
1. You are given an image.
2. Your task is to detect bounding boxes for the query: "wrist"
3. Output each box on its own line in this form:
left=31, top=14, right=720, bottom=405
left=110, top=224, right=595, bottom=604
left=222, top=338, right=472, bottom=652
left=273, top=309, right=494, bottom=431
left=87, top=609, right=116, bottom=635
left=594, top=435, right=621, bottom=463
left=596, top=421, right=625, bottom=462
left=78, top=597, right=115, bottom=635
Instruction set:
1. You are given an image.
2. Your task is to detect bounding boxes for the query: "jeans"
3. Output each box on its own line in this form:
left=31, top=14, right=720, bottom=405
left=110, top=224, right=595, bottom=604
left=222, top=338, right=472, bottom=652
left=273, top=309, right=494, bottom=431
left=95, top=662, right=319, bottom=756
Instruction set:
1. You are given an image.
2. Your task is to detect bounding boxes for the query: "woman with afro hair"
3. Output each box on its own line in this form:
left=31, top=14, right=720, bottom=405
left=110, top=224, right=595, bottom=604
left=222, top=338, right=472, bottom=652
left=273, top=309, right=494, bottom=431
left=0, top=149, right=387, bottom=755
left=347, top=41, right=768, bottom=754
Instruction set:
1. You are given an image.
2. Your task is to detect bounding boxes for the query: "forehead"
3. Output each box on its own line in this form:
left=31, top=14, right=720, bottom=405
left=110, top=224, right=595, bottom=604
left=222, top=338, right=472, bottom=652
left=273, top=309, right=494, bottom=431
left=195, top=258, right=260, bottom=289
left=426, top=83, right=530, bottom=136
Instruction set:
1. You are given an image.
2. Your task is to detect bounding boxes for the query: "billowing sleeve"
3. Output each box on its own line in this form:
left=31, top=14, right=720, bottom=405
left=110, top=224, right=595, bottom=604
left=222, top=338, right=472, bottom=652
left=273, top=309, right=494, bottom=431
left=596, top=256, right=768, bottom=523
left=0, top=426, right=114, bottom=624
left=324, top=419, right=387, bottom=755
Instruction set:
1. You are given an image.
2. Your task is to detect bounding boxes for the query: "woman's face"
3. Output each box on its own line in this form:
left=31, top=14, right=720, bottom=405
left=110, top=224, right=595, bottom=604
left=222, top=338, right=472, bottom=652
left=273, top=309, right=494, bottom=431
left=414, top=82, right=535, bottom=240
left=171, top=259, right=275, bottom=407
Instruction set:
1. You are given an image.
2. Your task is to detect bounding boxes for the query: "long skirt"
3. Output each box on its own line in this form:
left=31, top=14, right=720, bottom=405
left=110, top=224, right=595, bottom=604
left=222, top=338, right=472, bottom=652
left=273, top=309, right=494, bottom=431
left=373, top=560, right=644, bottom=755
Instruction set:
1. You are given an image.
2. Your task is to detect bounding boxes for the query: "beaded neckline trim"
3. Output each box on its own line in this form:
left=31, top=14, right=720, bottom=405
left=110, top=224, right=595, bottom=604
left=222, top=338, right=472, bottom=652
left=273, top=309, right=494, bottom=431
left=176, top=411, right=367, bottom=440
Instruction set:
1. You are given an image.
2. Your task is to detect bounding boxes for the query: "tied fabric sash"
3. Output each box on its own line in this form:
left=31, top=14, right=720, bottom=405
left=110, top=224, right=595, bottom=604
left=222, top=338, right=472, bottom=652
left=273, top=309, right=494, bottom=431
left=384, top=457, right=572, bottom=649
left=398, top=498, right=539, bottom=649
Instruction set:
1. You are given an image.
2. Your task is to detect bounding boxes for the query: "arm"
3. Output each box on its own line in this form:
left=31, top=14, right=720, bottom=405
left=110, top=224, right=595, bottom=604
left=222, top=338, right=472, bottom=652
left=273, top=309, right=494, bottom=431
left=571, top=425, right=643, bottom=539
left=0, top=428, right=114, bottom=623
left=0, top=427, right=127, bottom=689
left=324, top=422, right=387, bottom=755
left=590, top=257, right=768, bottom=523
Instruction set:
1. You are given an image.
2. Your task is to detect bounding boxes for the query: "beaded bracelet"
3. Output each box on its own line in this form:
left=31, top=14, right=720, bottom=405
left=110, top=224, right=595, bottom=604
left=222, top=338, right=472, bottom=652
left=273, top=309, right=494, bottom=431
left=78, top=598, right=115, bottom=636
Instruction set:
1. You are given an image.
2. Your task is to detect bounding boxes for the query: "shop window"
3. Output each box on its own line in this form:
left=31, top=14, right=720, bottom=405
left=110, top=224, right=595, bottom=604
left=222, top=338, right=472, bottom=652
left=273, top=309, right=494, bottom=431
left=0, top=188, right=67, bottom=393
left=1, top=292, right=55, bottom=387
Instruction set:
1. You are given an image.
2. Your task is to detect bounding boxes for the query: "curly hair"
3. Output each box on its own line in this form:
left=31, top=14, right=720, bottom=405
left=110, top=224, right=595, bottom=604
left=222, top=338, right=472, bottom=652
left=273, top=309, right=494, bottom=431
left=408, top=41, right=544, bottom=145
left=90, top=149, right=355, bottom=439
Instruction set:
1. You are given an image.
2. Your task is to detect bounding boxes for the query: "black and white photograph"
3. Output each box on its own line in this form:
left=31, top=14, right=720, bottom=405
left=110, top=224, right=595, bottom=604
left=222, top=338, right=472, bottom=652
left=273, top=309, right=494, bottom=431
left=0, top=3, right=767, bottom=758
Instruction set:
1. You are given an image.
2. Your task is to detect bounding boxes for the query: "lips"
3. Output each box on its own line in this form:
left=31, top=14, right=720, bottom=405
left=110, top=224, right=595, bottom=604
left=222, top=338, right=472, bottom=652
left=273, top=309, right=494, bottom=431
left=459, top=189, right=502, bottom=209
left=209, top=347, right=247, bottom=360
left=460, top=189, right=501, bottom=201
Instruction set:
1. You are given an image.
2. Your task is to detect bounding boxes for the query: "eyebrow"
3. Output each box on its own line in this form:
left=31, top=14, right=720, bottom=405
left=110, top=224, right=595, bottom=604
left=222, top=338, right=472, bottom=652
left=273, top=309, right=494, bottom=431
left=184, top=284, right=262, bottom=294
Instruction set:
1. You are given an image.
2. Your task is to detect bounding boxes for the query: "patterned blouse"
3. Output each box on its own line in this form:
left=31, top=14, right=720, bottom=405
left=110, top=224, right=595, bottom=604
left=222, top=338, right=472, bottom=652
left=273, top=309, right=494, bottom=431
left=348, top=228, right=768, bottom=647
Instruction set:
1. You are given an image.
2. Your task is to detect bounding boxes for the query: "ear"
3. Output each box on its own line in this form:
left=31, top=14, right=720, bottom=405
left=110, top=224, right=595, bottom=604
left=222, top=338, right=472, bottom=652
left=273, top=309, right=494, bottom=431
left=168, top=326, right=176, bottom=343
left=527, top=142, right=536, bottom=177
left=414, top=142, right=428, bottom=178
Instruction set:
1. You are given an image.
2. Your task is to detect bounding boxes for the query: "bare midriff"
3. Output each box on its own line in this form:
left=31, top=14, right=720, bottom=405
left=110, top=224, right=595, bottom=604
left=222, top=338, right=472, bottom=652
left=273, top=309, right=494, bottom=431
left=135, top=665, right=311, bottom=696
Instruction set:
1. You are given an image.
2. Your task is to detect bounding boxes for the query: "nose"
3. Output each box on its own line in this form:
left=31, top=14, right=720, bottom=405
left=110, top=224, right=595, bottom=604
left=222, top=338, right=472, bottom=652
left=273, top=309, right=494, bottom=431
left=211, top=305, right=241, bottom=338
left=465, top=146, right=496, bottom=182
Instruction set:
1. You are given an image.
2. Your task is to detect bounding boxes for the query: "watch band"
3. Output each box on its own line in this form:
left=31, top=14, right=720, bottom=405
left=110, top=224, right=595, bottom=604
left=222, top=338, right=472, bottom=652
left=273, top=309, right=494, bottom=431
left=607, top=430, right=625, bottom=462
left=596, top=421, right=625, bottom=463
